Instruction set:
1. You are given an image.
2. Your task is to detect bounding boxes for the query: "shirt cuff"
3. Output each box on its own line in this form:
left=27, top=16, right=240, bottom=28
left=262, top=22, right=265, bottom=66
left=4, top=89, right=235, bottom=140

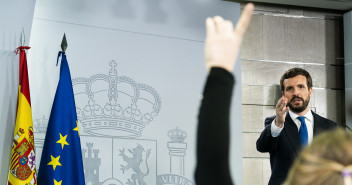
left=271, top=119, right=284, bottom=137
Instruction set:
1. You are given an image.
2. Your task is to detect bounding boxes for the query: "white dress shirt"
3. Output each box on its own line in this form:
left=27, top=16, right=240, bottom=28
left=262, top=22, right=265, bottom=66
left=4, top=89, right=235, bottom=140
left=271, top=110, right=314, bottom=144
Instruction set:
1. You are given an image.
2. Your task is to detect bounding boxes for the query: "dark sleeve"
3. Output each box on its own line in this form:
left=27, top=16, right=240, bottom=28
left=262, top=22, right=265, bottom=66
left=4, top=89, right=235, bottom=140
left=195, top=67, right=234, bottom=185
left=256, top=116, right=279, bottom=153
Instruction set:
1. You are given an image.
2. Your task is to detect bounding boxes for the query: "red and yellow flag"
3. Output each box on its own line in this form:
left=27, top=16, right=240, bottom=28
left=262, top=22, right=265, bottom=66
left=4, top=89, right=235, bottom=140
left=8, top=46, right=37, bottom=185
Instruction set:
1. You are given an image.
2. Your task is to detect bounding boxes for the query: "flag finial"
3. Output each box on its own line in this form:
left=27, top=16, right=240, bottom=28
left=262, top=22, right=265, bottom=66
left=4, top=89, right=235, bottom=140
left=61, top=33, right=68, bottom=52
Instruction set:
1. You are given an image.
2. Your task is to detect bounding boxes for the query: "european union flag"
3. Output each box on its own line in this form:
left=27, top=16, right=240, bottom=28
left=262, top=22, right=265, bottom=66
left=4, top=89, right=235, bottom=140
left=37, top=51, right=85, bottom=185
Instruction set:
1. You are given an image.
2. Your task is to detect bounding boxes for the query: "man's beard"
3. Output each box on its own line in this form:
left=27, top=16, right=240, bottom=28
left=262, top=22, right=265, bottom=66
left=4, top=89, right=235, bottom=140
left=287, top=95, right=310, bottom=113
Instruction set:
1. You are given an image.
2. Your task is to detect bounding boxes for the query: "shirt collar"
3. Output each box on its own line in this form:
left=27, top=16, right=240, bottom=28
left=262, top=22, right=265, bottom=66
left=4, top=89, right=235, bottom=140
left=288, top=110, right=313, bottom=122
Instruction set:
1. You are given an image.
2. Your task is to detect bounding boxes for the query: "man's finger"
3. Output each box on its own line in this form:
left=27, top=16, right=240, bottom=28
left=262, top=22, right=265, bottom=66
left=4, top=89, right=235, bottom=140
left=234, top=3, right=254, bottom=39
left=282, top=102, right=288, bottom=112
left=282, top=97, right=288, bottom=102
left=206, top=17, right=216, bottom=38
left=276, top=96, right=284, bottom=108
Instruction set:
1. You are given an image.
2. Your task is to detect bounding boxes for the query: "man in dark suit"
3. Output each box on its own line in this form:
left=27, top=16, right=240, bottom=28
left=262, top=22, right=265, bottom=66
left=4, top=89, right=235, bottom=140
left=256, top=68, right=337, bottom=185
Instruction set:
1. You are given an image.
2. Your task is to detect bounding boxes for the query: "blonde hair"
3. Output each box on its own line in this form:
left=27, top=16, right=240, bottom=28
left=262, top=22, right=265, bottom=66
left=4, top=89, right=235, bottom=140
left=284, top=129, right=352, bottom=185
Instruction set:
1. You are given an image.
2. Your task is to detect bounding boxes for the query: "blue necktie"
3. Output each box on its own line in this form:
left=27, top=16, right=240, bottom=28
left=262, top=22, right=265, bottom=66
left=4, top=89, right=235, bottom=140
left=297, top=116, right=308, bottom=147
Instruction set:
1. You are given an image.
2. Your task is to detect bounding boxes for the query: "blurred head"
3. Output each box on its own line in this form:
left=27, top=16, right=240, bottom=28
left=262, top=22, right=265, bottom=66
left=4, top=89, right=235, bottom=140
left=284, top=129, right=352, bottom=185
left=280, top=68, right=313, bottom=114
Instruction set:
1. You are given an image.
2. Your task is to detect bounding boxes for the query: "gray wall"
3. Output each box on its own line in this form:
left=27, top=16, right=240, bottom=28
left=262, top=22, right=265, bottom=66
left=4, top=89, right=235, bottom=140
left=0, top=0, right=35, bottom=183
left=241, top=3, right=345, bottom=184
left=345, top=11, right=352, bottom=129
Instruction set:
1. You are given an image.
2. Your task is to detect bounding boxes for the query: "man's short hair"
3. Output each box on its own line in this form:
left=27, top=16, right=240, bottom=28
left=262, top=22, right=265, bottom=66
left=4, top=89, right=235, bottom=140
left=280, top=68, right=312, bottom=92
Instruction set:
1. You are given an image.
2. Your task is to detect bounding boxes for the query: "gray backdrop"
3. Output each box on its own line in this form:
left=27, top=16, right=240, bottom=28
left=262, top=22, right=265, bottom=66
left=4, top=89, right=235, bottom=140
left=18, top=0, right=243, bottom=185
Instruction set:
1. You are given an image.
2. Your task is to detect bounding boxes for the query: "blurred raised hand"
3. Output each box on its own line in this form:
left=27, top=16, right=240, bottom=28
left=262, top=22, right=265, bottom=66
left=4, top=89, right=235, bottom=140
left=205, top=3, right=254, bottom=72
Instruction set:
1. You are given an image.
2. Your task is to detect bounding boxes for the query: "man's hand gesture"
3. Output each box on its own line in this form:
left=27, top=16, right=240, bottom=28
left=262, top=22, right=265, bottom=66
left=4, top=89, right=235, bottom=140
left=275, top=96, right=290, bottom=128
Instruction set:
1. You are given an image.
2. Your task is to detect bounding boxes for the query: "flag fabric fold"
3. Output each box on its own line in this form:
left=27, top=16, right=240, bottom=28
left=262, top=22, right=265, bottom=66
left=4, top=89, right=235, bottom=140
left=37, top=51, right=85, bottom=185
left=8, top=46, right=37, bottom=185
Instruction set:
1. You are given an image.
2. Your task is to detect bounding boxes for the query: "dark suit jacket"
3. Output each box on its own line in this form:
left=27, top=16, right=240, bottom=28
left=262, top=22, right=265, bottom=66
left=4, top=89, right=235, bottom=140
left=256, top=111, right=337, bottom=185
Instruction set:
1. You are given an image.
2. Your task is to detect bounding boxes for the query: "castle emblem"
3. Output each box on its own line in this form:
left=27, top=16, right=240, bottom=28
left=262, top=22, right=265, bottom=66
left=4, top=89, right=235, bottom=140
left=119, top=144, right=151, bottom=185
left=73, top=60, right=161, bottom=138
left=82, top=143, right=101, bottom=185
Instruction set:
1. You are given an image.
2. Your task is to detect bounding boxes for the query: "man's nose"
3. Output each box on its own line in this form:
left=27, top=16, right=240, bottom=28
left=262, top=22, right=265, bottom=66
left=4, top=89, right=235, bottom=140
left=293, top=88, right=300, bottom=96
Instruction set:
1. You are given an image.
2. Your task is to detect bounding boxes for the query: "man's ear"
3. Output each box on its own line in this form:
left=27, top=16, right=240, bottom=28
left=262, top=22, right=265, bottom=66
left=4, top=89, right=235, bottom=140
left=309, top=87, right=313, bottom=96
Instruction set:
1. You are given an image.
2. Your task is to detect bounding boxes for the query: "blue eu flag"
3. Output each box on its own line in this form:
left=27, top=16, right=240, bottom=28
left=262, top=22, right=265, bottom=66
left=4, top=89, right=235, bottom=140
left=37, top=51, right=85, bottom=185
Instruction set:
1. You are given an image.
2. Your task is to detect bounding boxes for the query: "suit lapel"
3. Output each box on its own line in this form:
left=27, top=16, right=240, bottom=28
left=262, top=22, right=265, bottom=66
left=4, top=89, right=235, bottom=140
left=312, top=111, right=327, bottom=136
left=284, top=112, right=300, bottom=155
left=313, top=111, right=318, bottom=136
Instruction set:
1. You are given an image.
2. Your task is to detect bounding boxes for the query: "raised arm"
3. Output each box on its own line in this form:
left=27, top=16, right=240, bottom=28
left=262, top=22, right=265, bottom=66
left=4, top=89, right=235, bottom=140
left=195, top=4, right=254, bottom=185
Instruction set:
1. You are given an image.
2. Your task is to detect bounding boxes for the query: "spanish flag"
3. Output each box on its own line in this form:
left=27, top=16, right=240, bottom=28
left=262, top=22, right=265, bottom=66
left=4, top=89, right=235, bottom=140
left=8, top=46, right=37, bottom=185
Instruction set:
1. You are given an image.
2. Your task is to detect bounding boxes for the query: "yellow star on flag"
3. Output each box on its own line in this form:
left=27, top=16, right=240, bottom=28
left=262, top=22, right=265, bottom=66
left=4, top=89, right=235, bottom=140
left=54, top=179, right=62, bottom=185
left=73, top=120, right=80, bottom=135
left=56, top=133, right=69, bottom=149
left=47, top=155, right=62, bottom=170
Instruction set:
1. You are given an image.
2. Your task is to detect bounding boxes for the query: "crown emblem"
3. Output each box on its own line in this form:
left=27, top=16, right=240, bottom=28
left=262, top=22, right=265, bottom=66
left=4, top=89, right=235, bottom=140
left=73, top=60, right=161, bottom=138
left=168, top=127, right=187, bottom=143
